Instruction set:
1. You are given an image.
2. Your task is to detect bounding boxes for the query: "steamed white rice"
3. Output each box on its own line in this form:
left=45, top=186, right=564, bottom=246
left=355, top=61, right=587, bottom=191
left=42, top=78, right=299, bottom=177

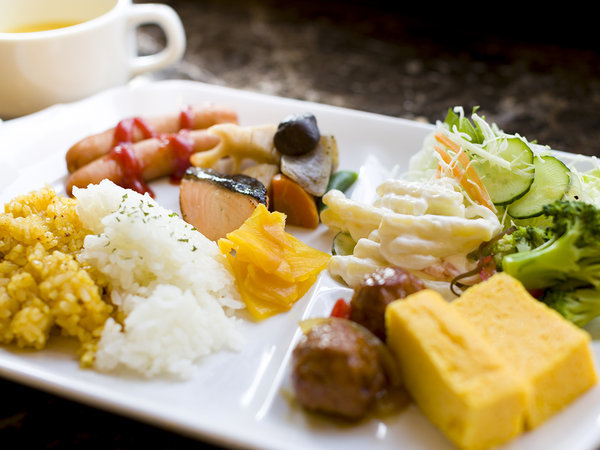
left=73, top=180, right=244, bottom=378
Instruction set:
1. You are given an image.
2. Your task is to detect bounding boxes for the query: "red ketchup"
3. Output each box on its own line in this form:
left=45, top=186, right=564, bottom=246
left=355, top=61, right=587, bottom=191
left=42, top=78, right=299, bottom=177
left=108, top=144, right=155, bottom=197
left=107, top=107, right=195, bottom=196
left=112, top=117, right=156, bottom=146
left=108, top=116, right=157, bottom=197
left=162, top=130, right=195, bottom=183
left=179, top=105, right=195, bottom=130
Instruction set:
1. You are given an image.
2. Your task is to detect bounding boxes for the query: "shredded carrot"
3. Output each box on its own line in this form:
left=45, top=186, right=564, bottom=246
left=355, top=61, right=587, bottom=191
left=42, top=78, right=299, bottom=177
left=435, top=133, right=484, bottom=185
left=434, top=132, right=461, bottom=152
left=434, top=133, right=494, bottom=211
left=435, top=145, right=465, bottom=180
left=434, top=145, right=469, bottom=190
left=435, top=162, right=442, bottom=178
left=434, top=144, right=494, bottom=211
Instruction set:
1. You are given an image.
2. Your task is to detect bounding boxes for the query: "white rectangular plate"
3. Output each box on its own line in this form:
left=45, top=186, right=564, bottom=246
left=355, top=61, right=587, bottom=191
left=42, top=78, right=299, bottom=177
left=1, top=80, right=599, bottom=450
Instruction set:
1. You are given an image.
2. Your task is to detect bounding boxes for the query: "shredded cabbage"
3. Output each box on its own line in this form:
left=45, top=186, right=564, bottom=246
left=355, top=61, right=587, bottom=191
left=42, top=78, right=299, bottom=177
left=409, top=106, right=600, bottom=223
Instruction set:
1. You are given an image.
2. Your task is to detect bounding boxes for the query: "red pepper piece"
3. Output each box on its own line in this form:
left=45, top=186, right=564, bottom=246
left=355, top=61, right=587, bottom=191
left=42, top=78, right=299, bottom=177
left=330, top=298, right=351, bottom=319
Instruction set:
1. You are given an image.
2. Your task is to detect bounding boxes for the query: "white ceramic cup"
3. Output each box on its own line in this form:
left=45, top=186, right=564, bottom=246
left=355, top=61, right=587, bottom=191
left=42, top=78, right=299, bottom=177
left=0, top=0, right=186, bottom=118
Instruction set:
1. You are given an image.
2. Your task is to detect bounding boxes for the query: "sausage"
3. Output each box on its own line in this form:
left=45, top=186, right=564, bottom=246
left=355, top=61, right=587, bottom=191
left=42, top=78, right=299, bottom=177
left=349, top=266, right=424, bottom=341
left=65, top=130, right=220, bottom=196
left=65, top=104, right=238, bottom=172
left=291, top=318, right=388, bottom=420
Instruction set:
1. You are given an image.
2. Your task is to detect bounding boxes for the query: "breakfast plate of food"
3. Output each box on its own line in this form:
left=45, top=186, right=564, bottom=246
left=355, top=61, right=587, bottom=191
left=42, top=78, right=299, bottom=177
left=1, top=79, right=600, bottom=450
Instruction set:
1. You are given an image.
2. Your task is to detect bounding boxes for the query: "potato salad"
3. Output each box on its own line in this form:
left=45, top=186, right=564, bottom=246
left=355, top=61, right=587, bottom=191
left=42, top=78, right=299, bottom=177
left=321, top=105, right=600, bottom=303
left=321, top=176, right=501, bottom=296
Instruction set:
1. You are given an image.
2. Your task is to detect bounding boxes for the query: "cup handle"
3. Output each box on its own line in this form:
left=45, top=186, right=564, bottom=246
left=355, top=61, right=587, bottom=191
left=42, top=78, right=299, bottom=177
left=127, top=3, right=186, bottom=77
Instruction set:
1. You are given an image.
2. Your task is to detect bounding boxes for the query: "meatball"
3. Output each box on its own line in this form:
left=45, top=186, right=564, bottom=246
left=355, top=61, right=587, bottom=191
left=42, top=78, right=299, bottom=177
left=291, top=318, right=387, bottom=420
left=350, top=266, right=424, bottom=341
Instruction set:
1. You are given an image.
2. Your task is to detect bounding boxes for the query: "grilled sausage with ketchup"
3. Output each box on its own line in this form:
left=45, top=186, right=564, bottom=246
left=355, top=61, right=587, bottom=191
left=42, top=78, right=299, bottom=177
left=65, top=104, right=238, bottom=172
left=65, top=130, right=220, bottom=197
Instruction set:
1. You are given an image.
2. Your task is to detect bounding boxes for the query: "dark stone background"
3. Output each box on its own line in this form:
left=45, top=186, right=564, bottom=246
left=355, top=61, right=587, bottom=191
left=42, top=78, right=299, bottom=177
left=1, top=1, right=599, bottom=449
left=137, top=0, right=599, bottom=156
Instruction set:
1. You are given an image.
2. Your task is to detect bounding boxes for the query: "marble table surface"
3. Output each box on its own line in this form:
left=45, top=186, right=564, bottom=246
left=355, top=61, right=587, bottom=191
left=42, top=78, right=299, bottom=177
left=1, top=0, right=599, bottom=448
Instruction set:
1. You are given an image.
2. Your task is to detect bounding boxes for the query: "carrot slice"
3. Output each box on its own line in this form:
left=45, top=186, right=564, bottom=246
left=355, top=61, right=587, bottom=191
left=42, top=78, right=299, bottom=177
left=269, top=173, right=320, bottom=229
left=435, top=133, right=486, bottom=189
left=434, top=145, right=467, bottom=183
left=434, top=145, right=494, bottom=211
left=434, top=133, right=494, bottom=210
left=434, top=132, right=461, bottom=152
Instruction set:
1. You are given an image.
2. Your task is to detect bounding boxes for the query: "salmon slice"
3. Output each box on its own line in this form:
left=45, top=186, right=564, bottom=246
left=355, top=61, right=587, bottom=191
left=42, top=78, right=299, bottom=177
left=180, top=167, right=268, bottom=241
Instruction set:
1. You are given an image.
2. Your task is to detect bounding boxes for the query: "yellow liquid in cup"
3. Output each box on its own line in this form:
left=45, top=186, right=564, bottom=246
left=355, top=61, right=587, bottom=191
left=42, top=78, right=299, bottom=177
left=5, top=21, right=82, bottom=33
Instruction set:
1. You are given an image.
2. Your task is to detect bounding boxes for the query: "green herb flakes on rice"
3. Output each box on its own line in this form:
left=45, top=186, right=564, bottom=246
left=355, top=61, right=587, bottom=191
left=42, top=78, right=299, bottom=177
left=0, top=180, right=246, bottom=379
left=74, top=180, right=244, bottom=378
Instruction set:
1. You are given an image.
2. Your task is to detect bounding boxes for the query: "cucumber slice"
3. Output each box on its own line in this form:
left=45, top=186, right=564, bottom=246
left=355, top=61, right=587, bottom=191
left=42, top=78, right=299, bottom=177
left=332, top=231, right=356, bottom=256
left=472, top=137, right=534, bottom=206
left=507, top=155, right=571, bottom=219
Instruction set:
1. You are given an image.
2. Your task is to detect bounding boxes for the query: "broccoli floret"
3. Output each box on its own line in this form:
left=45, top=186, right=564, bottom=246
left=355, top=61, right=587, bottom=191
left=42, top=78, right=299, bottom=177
left=541, top=287, right=600, bottom=327
left=468, top=225, right=550, bottom=270
left=489, top=225, right=549, bottom=265
left=501, top=200, right=600, bottom=290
